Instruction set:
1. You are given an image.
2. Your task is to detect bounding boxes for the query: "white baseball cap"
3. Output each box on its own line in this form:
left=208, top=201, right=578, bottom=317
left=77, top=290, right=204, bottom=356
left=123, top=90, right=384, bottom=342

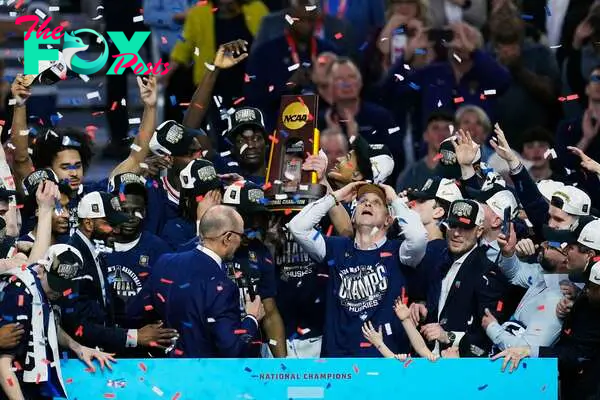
left=588, top=261, right=600, bottom=285
left=538, top=180, right=565, bottom=202
left=77, top=191, right=129, bottom=225
left=551, top=185, right=591, bottom=216
left=484, top=189, right=519, bottom=221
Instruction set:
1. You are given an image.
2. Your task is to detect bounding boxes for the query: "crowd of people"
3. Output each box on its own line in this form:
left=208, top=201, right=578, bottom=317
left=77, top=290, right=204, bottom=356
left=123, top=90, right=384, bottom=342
left=1, top=0, right=600, bottom=398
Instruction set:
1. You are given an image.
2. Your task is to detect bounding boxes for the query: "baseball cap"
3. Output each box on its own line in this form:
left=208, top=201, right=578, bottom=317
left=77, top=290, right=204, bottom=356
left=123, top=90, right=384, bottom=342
left=222, top=182, right=268, bottom=215
left=537, top=180, right=565, bottom=202
left=544, top=216, right=600, bottom=251
left=77, top=191, right=129, bottom=225
left=356, top=183, right=387, bottom=205
left=588, top=261, right=600, bottom=286
left=107, top=173, right=146, bottom=197
left=435, top=136, right=482, bottom=179
left=471, top=184, right=519, bottom=221
left=179, top=159, right=222, bottom=196
left=149, top=120, right=207, bottom=157
left=445, top=199, right=485, bottom=229
left=408, top=177, right=463, bottom=205
left=550, top=185, right=591, bottom=216
left=0, top=181, right=17, bottom=202
left=22, top=168, right=59, bottom=197
left=42, top=244, right=83, bottom=293
left=226, top=107, right=267, bottom=139
left=354, top=137, right=395, bottom=184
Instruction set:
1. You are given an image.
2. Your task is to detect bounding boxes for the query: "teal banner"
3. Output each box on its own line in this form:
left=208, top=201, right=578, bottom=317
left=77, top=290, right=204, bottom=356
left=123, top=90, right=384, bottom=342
left=58, top=358, right=557, bottom=399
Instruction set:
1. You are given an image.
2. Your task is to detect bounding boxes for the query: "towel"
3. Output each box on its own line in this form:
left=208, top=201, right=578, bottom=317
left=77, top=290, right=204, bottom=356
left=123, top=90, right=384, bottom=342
left=0, top=267, right=65, bottom=393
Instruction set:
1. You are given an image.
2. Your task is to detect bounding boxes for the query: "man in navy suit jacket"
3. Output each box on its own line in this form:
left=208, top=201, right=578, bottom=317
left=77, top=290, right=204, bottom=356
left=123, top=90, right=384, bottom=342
left=128, top=205, right=266, bottom=358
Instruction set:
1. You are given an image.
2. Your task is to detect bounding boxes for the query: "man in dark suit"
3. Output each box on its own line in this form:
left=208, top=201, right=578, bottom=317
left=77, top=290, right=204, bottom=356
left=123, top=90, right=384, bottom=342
left=418, top=199, right=510, bottom=357
left=127, top=205, right=265, bottom=357
left=252, top=0, right=354, bottom=54
left=60, top=191, right=178, bottom=353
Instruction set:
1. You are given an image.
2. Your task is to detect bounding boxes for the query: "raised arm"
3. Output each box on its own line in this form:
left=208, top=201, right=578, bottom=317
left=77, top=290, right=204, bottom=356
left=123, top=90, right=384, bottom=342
left=183, top=40, right=249, bottom=131
left=8, top=75, right=34, bottom=192
left=110, top=76, right=157, bottom=177
left=27, top=181, right=59, bottom=264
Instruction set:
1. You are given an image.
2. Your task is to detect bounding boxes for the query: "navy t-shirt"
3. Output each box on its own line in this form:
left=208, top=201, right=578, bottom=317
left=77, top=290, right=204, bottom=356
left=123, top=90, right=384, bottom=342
left=276, top=228, right=328, bottom=340
left=0, top=271, right=65, bottom=399
left=321, top=237, right=410, bottom=357
left=161, top=216, right=196, bottom=250
left=144, top=176, right=181, bottom=235
left=103, top=231, right=171, bottom=324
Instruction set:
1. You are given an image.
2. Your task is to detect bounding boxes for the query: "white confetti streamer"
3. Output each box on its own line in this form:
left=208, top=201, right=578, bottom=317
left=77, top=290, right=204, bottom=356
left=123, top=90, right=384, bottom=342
left=130, top=143, right=142, bottom=152
left=86, top=91, right=100, bottom=100
left=133, top=15, right=144, bottom=23
left=388, top=126, right=400, bottom=134
left=34, top=9, right=46, bottom=19
left=483, top=89, right=497, bottom=96
left=285, top=14, right=294, bottom=25
left=128, top=117, right=141, bottom=124
left=288, top=63, right=300, bottom=72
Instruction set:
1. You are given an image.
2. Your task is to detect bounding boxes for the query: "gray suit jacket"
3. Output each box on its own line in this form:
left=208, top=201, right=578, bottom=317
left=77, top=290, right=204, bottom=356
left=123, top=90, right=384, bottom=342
left=252, top=10, right=354, bottom=55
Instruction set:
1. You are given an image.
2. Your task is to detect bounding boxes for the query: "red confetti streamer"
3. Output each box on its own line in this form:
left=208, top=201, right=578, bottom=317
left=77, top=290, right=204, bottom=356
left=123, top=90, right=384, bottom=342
left=139, top=362, right=147, bottom=372
left=326, top=225, right=334, bottom=237
left=6, top=377, right=13, bottom=387
left=268, top=135, right=279, bottom=144
left=334, top=32, right=343, bottom=39
left=103, top=394, right=115, bottom=399
left=172, top=393, right=182, bottom=400
left=359, top=342, right=372, bottom=348
left=160, top=278, right=174, bottom=284
left=284, top=209, right=292, bottom=215
left=401, top=287, right=408, bottom=305
left=262, top=182, right=272, bottom=191
left=453, top=97, right=465, bottom=104
left=496, top=301, right=503, bottom=312
left=234, top=329, right=247, bottom=334
left=66, top=378, right=73, bottom=384
left=233, top=97, right=245, bottom=105
left=36, top=373, right=40, bottom=384
left=75, top=325, right=83, bottom=337
left=85, top=367, right=95, bottom=373
left=156, top=293, right=166, bottom=302
left=403, top=359, right=413, bottom=368
left=564, top=328, right=572, bottom=335
left=196, top=195, right=204, bottom=202
left=149, top=341, right=158, bottom=347
left=17, top=295, right=23, bottom=307
left=139, top=272, right=150, bottom=277
left=353, top=364, right=359, bottom=374
left=13, top=361, right=21, bottom=371
left=63, top=288, right=72, bottom=297
left=110, top=101, right=118, bottom=111
left=380, top=252, right=393, bottom=257
left=144, top=305, right=153, bottom=311
left=479, top=94, right=486, bottom=100
left=536, top=305, right=545, bottom=311
left=433, top=153, right=443, bottom=161
left=174, top=349, right=184, bottom=356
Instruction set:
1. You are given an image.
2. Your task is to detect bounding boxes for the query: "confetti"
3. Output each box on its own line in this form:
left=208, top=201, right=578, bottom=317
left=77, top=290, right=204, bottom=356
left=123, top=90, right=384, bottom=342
left=285, top=14, right=294, bottom=25
left=144, top=305, right=153, bottom=311
left=544, top=148, right=557, bottom=159
left=288, top=63, right=300, bottom=72
left=75, top=325, right=83, bottom=337
left=205, top=62, right=216, bottom=71
left=128, top=117, right=141, bottom=124
left=403, top=359, right=413, bottom=368
left=384, top=323, right=392, bottom=335
left=160, top=278, right=174, bottom=284
left=156, top=293, right=166, bottom=302
left=130, top=143, right=142, bottom=152
left=86, top=91, right=100, bottom=100
left=478, top=384, right=489, bottom=391
left=152, top=386, right=164, bottom=396
left=269, top=339, right=278, bottom=346
left=453, top=97, right=465, bottom=104
left=17, top=295, right=23, bottom=306
left=496, top=301, right=503, bottom=312
left=359, top=342, right=372, bottom=348
left=388, top=127, right=400, bottom=134
left=234, top=329, right=248, bottom=334
left=172, top=393, right=181, bottom=400
left=334, top=32, right=343, bottom=40
left=133, top=15, right=144, bottom=22
left=138, top=362, right=147, bottom=372
left=380, top=252, right=393, bottom=257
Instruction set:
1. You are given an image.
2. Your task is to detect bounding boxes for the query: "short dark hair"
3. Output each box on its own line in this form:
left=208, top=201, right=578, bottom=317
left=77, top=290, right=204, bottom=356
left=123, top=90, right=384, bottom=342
left=520, top=126, right=554, bottom=150
left=32, top=127, right=93, bottom=172
left=426, top=110, right=454, bottom=125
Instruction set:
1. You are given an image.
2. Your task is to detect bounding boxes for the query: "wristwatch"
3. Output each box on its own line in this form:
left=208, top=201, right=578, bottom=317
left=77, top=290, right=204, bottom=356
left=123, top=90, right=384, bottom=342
left=447, top=331, right=456, bottom=345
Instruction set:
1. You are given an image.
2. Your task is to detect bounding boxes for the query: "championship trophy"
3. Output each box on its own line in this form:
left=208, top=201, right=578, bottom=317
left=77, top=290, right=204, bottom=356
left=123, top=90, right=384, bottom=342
left=265, top=94, right=327, bottom=211
left=20, top=52, right=68, bottom=87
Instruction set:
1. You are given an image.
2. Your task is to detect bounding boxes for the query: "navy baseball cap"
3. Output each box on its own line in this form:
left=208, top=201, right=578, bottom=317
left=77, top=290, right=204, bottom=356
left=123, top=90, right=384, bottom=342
left=226, top=107, right=267, bottom=139
left=149, top=120, right=208, bottom=157
left=179, top=159, right=222, bottom=196
left=222, top=181, right=268, bottom=215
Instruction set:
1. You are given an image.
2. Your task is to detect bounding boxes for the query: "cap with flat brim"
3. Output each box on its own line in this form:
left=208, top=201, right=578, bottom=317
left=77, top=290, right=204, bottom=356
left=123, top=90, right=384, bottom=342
left=356, top=183, right=387, bottom=204
left=542, top=225, right=575, bottom=245
left=407, top=190, right=436, bottom=201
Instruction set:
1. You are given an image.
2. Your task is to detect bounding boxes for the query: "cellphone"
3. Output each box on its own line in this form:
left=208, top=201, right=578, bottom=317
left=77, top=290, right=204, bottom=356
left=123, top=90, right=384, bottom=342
left=391, top=28, right=407, bottom=64
left=501, top=207, right=512, bottom=236
left=427, top=28, right=454, bottom=43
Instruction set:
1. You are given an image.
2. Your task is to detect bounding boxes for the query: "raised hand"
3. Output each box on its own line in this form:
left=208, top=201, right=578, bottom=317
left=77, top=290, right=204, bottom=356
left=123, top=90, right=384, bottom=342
left=451, top=129, right=479, bottom=166
left=568, top=146, right=600, bottom=175
left=489, top=124, right=520, bottom=169
left=11, top=74, right=32, bottom=106
left=302, top=152, right=328, bottom=183
left=36, top=180, right=59, bottom=211
left=361, top=321, right=384, bottom=347
left=515, top=238, right=538, bottom=259
left=332, top=181, right=364, bottom=203
left=497, top=222, right=517, bottom=257
left=137, top=75, right=157, bottom=107
left=394, top=297, right=411, bottom=321
left=408, top=302, right=428, bottom=326
left=214, top=40, right=249, bottom=69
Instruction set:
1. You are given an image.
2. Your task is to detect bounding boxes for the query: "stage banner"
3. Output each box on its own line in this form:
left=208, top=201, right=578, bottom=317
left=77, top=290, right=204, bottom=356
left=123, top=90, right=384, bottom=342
left=57, top=358, right=557, bottom=399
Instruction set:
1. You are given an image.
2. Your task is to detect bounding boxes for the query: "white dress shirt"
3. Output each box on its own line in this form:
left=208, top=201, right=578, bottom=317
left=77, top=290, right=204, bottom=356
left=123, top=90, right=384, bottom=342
left=546, top=0, right=570, bottom=49
left=438, top=244, right=477, bottom=319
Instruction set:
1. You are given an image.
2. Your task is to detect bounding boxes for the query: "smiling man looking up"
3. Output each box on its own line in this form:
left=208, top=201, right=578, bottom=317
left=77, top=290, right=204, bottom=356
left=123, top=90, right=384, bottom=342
left=288, top=182, right=427, bottom=357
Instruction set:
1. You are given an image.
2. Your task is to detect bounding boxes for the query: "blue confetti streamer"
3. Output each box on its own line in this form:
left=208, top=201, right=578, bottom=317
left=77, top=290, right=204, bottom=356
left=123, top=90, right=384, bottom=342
left=327, top=259, right=335, bottom=266
left=244, top=367, right=252, bottom=372
left=179, top=283, right=190, bottom=289
left=65, top=308, right=75, bottom=314
left=2, top=315, right=13, bottom=321
left=408, top=82, right=420, bottom=91
left=520, top=14, right=533, bottom=20
left=478, top=384, right=488, bottom=391
left=279, top=130, right=289, bottom=138
left=312, top=230, right=321, bottom=241
left=280, top=363, right=287, bottom=371
left=170, top=95, right=177, bottom=106
left=414, top=48, right=427, bottom=55
left=359, top=41, right=369, bottom=51
left=62, top=351, right=68, bottom=361
left=182, top=321, right=193, bottom=328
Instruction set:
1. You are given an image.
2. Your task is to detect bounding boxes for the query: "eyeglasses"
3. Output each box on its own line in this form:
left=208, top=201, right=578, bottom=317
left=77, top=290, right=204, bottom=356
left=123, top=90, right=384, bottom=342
left=203, top=231, right=246, bottom=241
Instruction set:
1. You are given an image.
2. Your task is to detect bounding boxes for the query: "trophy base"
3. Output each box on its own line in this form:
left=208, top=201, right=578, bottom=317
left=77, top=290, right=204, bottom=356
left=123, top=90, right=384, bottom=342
left=266, top=183, right=327, bottom=212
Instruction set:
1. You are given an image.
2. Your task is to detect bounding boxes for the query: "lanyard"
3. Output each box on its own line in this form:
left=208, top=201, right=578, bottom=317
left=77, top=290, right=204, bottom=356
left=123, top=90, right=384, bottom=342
left=324, top=0, right=347, bottom=19
left=284, top=30, right=318, bottom=65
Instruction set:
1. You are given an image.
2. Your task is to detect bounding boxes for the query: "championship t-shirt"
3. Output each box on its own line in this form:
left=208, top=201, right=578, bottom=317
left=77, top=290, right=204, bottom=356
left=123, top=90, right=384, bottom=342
left=102, top=231, right=171, bottom=324
left=321, top=236, right=410, bottom=357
